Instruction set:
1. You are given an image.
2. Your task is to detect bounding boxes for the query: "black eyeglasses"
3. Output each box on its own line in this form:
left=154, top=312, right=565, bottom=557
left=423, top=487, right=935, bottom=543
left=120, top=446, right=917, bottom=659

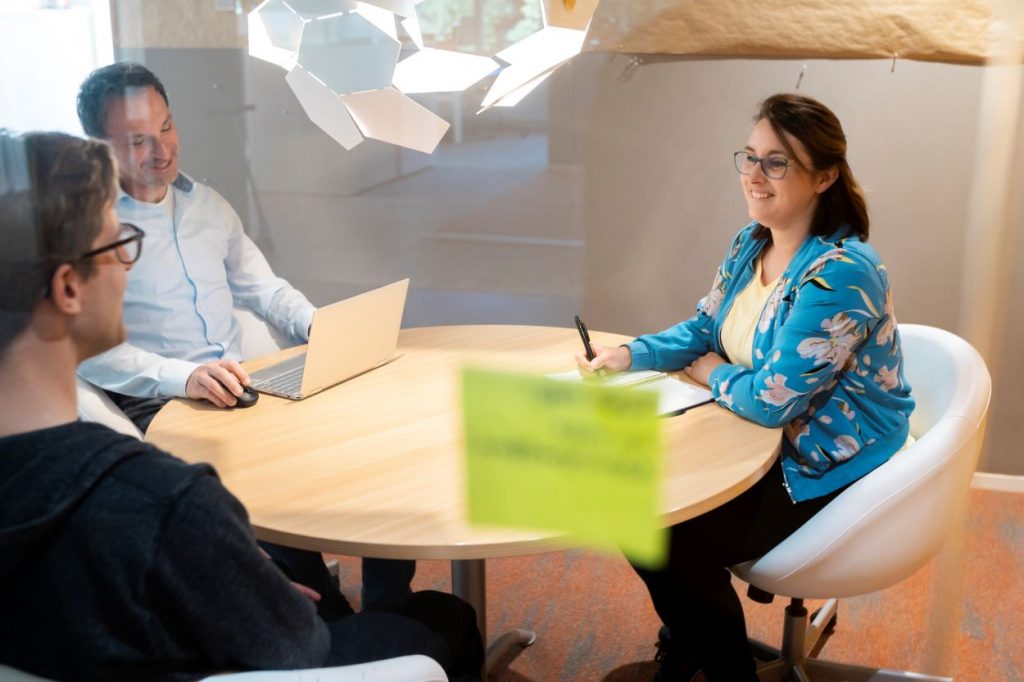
left=41, top=223, right=145, bottom=299
left=733, top=151, right=800, bottom=180
left=77, top=223, right=145, bottom=266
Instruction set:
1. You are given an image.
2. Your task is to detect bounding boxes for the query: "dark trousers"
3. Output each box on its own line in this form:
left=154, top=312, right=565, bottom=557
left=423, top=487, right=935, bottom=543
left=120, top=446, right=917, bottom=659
left=632, top=457, right=846, bottom=681
left=107, top=391, right=417, bottom=613
left=326, top=590, right=484, bottom=682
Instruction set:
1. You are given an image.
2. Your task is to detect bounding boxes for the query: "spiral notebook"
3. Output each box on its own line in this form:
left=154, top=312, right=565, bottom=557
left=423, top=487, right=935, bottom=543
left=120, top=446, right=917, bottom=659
left=546, top=369, right=713, bottom=416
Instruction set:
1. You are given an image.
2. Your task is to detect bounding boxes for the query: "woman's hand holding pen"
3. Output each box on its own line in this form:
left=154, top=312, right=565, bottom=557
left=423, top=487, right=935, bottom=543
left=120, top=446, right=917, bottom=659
left=576, top=344, right=632, bottom=375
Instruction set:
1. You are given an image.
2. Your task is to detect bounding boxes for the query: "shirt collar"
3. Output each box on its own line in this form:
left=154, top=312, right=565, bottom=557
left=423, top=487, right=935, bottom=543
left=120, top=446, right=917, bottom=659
left=116, top=171, right=195, bottom=206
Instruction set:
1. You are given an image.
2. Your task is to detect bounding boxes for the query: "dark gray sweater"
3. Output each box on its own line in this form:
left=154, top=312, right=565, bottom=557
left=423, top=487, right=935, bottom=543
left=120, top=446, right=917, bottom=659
left=0, top=421, right=329, bottom=681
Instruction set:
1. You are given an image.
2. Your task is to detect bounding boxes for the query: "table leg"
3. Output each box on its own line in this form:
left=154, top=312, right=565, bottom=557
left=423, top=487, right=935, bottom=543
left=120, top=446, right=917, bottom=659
left=451, top=559, right=536, bottom=676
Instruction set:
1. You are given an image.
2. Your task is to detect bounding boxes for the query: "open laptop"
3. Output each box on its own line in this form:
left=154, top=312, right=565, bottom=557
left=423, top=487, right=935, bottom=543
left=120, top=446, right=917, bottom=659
left=248, top=279, right=409, bottom=400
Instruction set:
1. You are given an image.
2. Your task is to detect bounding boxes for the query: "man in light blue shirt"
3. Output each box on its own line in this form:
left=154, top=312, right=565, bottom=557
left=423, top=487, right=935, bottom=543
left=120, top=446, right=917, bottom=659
left=75, top=62, right=413, bottom=611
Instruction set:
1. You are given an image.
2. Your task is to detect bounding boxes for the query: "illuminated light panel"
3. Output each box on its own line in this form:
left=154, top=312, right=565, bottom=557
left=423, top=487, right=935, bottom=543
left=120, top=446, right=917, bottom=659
left=285, top=65, right=364, bottom=149
left=248, top=0, right=304, bottom=70
left=492, top=70, right=553, bottom=108
left=353, top=2, right=398, bottom=40
left=399, top=13, right=423, bottom=49
left=480, top=26, right=584, bottom=109
left=285, top=0, right=357, bottom=20
left=342, top=86, right=450, bottom=153
left=495, top=25, right=586, bottom=67
left=393, top=48, right=497, bottom=94
left=298, top=11, right=401, bottom=95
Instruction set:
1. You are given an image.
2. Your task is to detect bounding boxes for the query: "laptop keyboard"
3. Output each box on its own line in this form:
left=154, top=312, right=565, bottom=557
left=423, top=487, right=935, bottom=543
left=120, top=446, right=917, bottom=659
left=250, top=353, right=306, bottom=396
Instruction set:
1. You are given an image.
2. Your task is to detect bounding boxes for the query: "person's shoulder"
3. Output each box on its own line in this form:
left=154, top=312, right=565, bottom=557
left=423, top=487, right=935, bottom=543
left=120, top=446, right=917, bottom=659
left=101, top=432, right=219, bottom=504
left=174, top=172, right=232, bottom=212
left=798, top=235, right=887, bottom=305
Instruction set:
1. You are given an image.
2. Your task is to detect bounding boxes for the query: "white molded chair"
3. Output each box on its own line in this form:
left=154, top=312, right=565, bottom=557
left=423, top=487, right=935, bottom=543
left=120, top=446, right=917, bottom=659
left=75, top=306, right=289, bottom=438
left=732, top=324, right=991, bottom=681
left=0, top=656, right=447, bottom=682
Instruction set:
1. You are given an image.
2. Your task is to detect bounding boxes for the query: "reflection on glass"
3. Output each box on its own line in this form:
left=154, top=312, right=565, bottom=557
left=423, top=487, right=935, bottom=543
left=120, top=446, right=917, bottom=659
left=416, top=0, right=541, bottom=53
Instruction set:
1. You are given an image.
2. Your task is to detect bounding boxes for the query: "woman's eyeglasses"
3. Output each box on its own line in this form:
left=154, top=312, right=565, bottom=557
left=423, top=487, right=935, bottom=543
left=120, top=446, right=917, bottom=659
left=76, top=223, right=145, bottom=266
left=733, top=151, right=798, bottom=180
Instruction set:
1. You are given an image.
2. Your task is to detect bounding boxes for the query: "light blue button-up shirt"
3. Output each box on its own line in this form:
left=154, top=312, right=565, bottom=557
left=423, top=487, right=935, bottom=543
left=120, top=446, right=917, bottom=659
left=78, top=173, right=315, bottom=398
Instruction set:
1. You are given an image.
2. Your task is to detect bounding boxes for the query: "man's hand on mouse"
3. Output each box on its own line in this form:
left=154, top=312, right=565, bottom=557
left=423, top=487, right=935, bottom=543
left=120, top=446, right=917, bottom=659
left=186, top=359, right=251, bottom=408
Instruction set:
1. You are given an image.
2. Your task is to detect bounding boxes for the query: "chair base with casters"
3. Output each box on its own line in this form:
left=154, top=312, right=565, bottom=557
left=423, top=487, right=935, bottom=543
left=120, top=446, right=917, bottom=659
left=731, top=325, right=990, bottom=682
left=747, top=594, right=951, bottom=682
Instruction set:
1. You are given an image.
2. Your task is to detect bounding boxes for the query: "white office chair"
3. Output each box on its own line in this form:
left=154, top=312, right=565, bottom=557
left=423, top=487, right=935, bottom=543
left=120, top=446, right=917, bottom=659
left=732, top=324, right=991, bottom=681
left=75, top=306, right=290, bottom=438
left=0, top=656, right=447, bottom=682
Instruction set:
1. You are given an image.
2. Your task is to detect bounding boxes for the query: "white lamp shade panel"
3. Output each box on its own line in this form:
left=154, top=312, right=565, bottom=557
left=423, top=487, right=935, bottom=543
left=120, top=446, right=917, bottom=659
left=248, top=0, right=304, bottom=70
left=481, top=26, right=585, bottom=109
left=285, top=0, right=357, bottom=20
left=491, top=70, right=553, bottom=108
left=495, top=25, right=586, bottom=68
left=393, top=48, right=497, bottom=94
left=353, top=2, right=398, bottom=40
left=342, top=87, right=450, bottom=153
left=298, top=12, right=402, bottom=95
left=400, top=13, right=424, bottom=48
left=541, top=0, right=601, bottom=30
left=285, top=65, right=364, bottom=150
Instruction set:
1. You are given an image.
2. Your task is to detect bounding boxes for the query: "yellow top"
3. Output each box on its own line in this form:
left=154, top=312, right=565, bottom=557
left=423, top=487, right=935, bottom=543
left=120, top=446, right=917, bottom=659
left=720, top=256, right=780, bottom=370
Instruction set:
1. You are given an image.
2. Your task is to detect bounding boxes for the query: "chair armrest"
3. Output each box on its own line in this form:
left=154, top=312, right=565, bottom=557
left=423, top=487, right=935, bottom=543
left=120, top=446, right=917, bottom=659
left=201, top=655, right=448, bottom=682
left=234, top=306, right=292, bottom=360
left=75, top=377, right=143, bottom=440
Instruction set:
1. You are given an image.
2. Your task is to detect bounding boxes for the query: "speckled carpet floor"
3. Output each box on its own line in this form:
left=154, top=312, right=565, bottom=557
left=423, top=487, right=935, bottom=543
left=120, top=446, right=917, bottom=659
left=330, top=488, right=1024, bottom=681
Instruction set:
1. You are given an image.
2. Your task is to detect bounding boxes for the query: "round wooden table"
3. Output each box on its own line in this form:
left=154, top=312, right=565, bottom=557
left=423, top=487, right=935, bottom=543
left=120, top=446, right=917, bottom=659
left=148, top=324, right=781, bottom=670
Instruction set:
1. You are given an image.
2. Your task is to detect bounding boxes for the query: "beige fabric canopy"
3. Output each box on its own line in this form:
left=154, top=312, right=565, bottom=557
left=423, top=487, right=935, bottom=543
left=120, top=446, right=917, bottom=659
left=583, top=0, right=1013, bottom=66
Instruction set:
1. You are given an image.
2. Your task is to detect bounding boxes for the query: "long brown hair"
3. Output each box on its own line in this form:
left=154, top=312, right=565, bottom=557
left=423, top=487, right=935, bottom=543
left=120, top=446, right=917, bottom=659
left=753, top=93, right=869, bottom=241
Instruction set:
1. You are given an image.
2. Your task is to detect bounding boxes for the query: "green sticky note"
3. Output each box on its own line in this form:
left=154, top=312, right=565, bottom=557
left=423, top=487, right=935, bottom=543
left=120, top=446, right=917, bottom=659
left=463, top=366, right=667, bottom=568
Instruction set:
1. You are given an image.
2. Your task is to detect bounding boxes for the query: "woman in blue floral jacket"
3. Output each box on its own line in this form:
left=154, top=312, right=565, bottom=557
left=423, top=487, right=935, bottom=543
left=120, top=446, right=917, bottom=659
left=578, top=93, right=914, bottom=681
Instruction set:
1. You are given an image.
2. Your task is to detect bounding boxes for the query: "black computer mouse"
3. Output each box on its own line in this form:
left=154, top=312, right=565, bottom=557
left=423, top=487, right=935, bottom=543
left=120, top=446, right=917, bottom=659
left=235, top=386, right=259, bottom=408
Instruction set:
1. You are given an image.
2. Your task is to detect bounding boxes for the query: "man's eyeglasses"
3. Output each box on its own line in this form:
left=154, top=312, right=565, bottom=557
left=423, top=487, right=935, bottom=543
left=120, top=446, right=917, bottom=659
left=733, top=151, right=799, bottom=180
left=77, top=223, right=145, bottom=266
left=42, top=224, right=145, bottom=299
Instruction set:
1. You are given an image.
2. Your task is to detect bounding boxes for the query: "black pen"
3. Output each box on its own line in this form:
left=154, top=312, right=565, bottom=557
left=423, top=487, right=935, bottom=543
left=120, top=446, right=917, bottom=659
left=574, top=314, right=596, bottom=361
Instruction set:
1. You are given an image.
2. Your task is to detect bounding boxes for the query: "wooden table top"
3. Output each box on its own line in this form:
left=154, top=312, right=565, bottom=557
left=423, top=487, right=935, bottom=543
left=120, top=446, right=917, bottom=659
left=147, top=325, right=781, bottom=560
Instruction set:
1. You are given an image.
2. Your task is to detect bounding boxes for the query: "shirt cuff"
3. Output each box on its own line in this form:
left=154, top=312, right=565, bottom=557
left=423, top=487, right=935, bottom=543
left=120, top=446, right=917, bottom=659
left=161, top=359, right=201, bottom=398
left=295, top=306, right=316, bottom=343
left=627, top=340, right=654, bottom=371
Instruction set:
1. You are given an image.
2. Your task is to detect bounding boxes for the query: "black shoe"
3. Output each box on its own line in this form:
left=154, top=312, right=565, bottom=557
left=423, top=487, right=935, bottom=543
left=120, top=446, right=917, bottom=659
left=653, top=626, right=706, bottom=682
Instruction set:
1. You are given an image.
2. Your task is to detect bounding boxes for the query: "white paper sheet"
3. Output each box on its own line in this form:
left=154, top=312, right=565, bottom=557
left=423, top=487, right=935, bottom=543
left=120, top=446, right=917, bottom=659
left=547, top=370, right=714, bottom=416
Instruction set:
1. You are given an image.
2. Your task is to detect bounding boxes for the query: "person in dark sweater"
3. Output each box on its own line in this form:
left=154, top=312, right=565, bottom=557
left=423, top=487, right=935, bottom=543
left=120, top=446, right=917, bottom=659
left=0, top=130, right=483, bottom=681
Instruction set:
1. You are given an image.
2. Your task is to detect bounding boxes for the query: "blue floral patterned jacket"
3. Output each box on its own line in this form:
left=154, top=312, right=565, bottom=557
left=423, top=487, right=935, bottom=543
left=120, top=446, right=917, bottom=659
left=627, top=223, right=914, bottom=502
